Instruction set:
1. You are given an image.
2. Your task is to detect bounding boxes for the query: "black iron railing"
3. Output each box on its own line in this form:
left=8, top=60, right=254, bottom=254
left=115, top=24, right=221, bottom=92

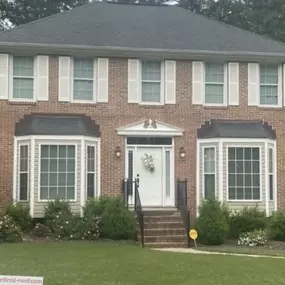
left=122, top=176, right=144, bottom=248
left=176, top=179, right=191, bottom=248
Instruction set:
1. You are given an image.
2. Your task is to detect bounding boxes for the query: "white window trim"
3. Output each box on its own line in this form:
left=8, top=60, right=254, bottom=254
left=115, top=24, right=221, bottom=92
left=202, top=145, right=217, bottom=199
left=9, top=56, right=37, bottom=103
left=38, top=142, right=78, bottom=203
left=139, top=60, right=165, bottom=105
left=197, top=138, right=277, bottom=216
left=258, top=64, right=282, bottom=108
left=17, top=142, right=30, bottom=202
left=70, top=57, right=97, bottom=104
left=13, top=136, right=101, bottom=217
left=226, top=144, right=262, bottom=203
left=203, top=62, right=228, bottom=107
left=86, top=143, right=98, bottom=200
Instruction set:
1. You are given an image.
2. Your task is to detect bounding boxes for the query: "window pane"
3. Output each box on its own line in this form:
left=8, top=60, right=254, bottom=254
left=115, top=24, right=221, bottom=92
left=13, top=78, right=34, bottom=99
left=40, top=145, right=76, bottom=201
left=260, top=65, right=278, bottom=84
left=19, top=173, right=28, bottom=201
left=269, top=175, right=273, bottom=200
left=142, top=61, right=161, bottom=81
left=67, top=187, right=75, bottom=200
left=127, top=137, right=172, bottom=145
left=227, top=147, right=260, bottom=200
left=204, top=174, right=215, bottom=199
left=13, top=57, right=34, bottom=77
left=74, top=58, right=93, bottom=79
left=269, top=148, right=273, bottom=173
left=205, top=84, right=223, bottom=104
left=74, top=80, right=93, bottom=101
left=260, top=86, right=278, bottom=105
left=165, top=151, right=171, bottom=198
left=204, top=148, right=215, bottom=173
left=87, top=146, right=95, bottom=172
left=87, top=173, right=95, bottom=198
left=205, top=63, right=224, bottom=83
left=141, top=82, right=160, bottom=102
left=253, top=188, right=260, bottom=200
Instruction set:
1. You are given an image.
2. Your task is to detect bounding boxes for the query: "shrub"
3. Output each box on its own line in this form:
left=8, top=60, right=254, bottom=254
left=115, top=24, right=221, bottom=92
left=44, top=200, right=100, bottom=241
left=228, top=206, right=267, bottom=239
left=83, top=196, right=111, bottom=217
left=44, top=199, right=72, bottom=221
left=100, top=197, right=136, bottom=240
left=5, top=203, right=33, bottom=232
left=195, top=199, right=229, bottom=245
left=268, top=211, right=285, bottom=241
left=238, top=229, right=268, bottom=247
left=0, top=215, right=22, bottom=243
left=31, top=223, right=52, bottom=238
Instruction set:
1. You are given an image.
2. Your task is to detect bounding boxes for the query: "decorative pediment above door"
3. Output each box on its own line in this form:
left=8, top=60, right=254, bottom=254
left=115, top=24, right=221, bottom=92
left=116, top=119, right=184, bottom=136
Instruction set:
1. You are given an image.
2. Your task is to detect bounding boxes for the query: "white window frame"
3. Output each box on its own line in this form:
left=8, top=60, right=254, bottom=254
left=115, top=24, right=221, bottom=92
left=17, top=143, right=30, bottom=202
left=204, top=62, right=227, bottom=107
left=269, top=147, right=274, bottom=201
left=139, top=60, right=164, bottom=105
left=86, top=144, right=97, bottom=199
left=202, top=146, right=216, bottom=199
left=38, top=142, right=78, bottom=202
left=226, top=144, right=262, bottom=202
left=71, top=57, right=96, bottom=104
left=259, top=64, right=280, bottom=107
left=10, top=56, right=37, bottom=103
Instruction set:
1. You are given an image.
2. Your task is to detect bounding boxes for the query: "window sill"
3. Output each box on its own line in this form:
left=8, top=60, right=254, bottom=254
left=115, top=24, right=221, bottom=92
left=227, top=199, right=262, bottom=203
left=257, top=104, right=282, bottom=109
left=38, top=199, right=77, bottom=203
left=9, top=100, right=37, bottom=105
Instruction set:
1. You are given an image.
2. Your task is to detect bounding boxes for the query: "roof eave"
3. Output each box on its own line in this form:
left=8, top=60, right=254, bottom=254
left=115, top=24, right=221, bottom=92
left=0, top=42, right=285, bottom=61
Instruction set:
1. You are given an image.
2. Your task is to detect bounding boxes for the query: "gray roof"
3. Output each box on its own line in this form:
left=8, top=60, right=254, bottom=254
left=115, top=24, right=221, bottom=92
left=1, top=2, right=285, bottom=54
left=15, top=114, right=100, bottom=137
left=197, top=120, right=276, bottom=139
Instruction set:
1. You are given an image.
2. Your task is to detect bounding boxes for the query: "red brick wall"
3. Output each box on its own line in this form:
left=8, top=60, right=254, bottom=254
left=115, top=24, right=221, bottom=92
left=0, top=56, right=284, bottom=217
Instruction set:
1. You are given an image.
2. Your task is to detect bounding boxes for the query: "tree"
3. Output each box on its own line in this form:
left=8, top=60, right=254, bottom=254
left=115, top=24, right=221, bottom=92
left=1, top=0, right=90, bottom=27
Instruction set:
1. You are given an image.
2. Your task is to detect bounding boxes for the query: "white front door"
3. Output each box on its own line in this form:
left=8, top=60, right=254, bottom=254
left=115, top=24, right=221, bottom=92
left=126, top=145, right=175, bottom=207
left=136, top=147, right=163, bottom=206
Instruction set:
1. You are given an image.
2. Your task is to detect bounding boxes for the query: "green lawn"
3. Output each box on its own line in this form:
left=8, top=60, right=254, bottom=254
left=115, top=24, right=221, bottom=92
left=1, top=242, right=285, bottom=285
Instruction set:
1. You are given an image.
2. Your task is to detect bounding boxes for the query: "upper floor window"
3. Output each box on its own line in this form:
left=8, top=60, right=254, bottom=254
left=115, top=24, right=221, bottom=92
left=205, top=63, right=224, bottom=104
left=73, top=58, right=94, bottom=101
left=13, top=56, right=34, bottom=100
left=141, top=61, right=161, bottom=103
left=260, top=64, right=278, bottom=105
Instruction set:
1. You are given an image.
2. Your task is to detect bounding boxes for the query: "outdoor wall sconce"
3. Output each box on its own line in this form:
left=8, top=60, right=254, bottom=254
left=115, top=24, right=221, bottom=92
left=179, top=147, right=186, bottom=159
left=115, top=146, right=121, bottom=158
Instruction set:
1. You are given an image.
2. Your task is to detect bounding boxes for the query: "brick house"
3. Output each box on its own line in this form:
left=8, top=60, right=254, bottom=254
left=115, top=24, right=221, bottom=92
left=0, top=1, right=284, bottom=222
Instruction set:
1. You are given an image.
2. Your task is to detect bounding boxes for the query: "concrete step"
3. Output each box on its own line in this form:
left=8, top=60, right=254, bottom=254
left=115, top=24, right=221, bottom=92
left=140, top=221, right=185, bottom=229
left=144, top=241, right=189, bottom=248
left=143, top=228, right=186, bottom=236
left=139, top=234, right=188, bottom=243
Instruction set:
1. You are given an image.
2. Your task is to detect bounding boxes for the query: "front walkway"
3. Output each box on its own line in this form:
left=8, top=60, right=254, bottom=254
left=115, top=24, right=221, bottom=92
left=152, top=248, right=285, bottom=259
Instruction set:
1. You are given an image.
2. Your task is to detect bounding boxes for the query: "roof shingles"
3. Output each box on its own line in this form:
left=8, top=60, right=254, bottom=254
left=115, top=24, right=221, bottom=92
left=1, top=2, right=285, bottom=54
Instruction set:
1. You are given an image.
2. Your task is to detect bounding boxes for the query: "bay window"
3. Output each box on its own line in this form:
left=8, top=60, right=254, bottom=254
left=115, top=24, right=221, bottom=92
left=203, top=147, right=216, bottom=199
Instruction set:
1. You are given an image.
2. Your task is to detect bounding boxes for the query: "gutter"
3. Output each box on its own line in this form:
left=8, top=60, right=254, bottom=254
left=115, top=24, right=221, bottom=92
left=0, top=42, right=285, bottom=61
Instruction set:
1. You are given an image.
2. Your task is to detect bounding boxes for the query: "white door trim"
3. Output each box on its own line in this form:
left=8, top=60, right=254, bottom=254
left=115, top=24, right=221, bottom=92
left=125, top=140, right=175, bottom=207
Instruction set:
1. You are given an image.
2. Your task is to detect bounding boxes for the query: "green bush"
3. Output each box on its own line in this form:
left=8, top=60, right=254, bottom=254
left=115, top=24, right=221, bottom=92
left=268, top=211, right=285, bottom=241
left=100, top=197, right=136, bottom=240
left=0, top=215, right=22, bottom=243
left=195, top=199, right=229, bottom=245
left=83, top=196, right=111, bottom=217
left=228, top=206, right=267, bottom=239
left=44, top=200, right=100, bottom=241
left=31, top=223, right=51, bottom=238
left=238, top=229, right=268, bottom=247
left=44, top=199, right=72, bottom=221
left=5, top=203, right=33, bottom=232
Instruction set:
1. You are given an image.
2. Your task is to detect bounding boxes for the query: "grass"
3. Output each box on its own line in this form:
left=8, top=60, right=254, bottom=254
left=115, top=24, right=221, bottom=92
left=197, top=244, right=285, bottom=257
left=1, top=242, right=285, bottom=285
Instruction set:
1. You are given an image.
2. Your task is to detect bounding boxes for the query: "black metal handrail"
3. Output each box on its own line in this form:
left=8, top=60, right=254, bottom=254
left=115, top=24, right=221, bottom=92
left=122, top=177, right=144, bottom=248
left=176, top=179, right=190, bottom=248
left=134, top=177, right=144, bottom=248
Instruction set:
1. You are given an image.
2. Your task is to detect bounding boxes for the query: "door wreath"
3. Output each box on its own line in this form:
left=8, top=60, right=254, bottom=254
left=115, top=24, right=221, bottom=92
left=141, top=154, right=155, bottom=172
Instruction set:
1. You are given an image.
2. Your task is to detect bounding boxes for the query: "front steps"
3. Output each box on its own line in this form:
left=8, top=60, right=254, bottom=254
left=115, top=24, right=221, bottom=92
left=136, top=210, right=189, bottom=248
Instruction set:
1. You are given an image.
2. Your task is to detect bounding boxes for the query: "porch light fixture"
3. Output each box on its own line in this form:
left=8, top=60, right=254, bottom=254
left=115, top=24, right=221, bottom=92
left=115, top=146, right=121, bottom=158
left=179, top=147, right=186, bottom=159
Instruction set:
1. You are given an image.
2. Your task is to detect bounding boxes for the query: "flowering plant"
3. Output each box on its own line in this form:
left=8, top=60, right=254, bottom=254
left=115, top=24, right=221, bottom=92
left=0, top=215, right=22, bottom=243
left=238, top=229, right=268, bottom=247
